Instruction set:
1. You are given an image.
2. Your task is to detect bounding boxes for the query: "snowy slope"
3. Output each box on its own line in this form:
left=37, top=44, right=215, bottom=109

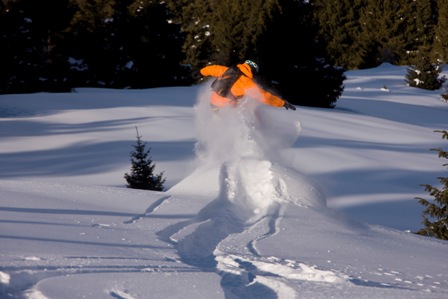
left=1, top=63, right=448, bottom=298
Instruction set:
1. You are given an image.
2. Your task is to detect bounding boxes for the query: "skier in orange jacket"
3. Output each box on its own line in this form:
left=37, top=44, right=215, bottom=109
left=200, top=60, right=296, bottom=111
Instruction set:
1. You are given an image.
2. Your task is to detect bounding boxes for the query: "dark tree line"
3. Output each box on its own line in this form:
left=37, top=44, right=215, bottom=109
left=313, top=0, right=448, bottom=70
left=0, top=0, right=189, bottom=94
left=1, top=0, right=446, bottom=107
left=0, top=0, right=345, bottom=108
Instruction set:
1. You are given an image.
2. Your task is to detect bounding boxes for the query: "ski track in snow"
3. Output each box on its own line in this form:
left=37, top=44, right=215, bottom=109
left=148, top=94, right=348, bottom=298
left=245, top=205, right=284, bottom=257
left=0, top=183, right=187, bottom=298
left=110, top=288, right=135, bottom=299
left=154, top=158, right=349, bottom=298
left=123, top=195, right=172, bottom=224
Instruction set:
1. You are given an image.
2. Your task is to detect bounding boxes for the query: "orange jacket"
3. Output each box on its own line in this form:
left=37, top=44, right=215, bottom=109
left=200, top=63, right=286, bottom=108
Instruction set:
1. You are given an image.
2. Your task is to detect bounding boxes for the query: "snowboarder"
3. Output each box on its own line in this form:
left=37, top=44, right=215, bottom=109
left=200, top=60, right=296, bottom=111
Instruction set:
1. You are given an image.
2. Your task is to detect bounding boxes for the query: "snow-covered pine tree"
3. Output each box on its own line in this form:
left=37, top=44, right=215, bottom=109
left=124, top=127, right=166, bottom=191
left=405, top=55, right=446, bottom=90
left=415, top=130, right=448, bottom=240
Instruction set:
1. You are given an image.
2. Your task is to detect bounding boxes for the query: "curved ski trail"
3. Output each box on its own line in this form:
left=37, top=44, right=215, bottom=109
left=155, top=94, right=347, bottom=298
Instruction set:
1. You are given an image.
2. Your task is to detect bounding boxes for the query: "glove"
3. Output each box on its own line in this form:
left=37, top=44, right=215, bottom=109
left=283, top=101, right=296, bottom=111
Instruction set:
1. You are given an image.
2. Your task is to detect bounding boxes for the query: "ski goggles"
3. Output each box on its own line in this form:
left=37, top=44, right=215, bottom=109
left=245, top=60, right=259, bottom=73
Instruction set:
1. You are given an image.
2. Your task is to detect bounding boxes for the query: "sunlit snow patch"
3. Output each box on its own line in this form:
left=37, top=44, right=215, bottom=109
left=216, top=255, right=348, bottom=284
left=0, top=271, right=10, bottom=284
left=215, top=254, right=348, bottom=299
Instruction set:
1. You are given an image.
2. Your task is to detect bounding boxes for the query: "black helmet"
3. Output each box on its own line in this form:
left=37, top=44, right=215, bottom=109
left=244, top=60, right=259, bottom=73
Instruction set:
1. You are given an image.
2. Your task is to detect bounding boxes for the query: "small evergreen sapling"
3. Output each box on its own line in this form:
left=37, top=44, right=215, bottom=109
left=124, top=127, right=166, bottom=191
left=405, top=56, right=446, bottom=90
left=415, top=130, right=448, bottom=240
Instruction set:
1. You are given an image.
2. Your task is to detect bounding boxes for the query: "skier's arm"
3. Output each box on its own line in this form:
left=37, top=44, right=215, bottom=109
left=259, top=89, right=286, bottom=107
left=248, top=80, right=296, bottom=110
left=200, top=65, right=228, bottom=77
left=247, top=84, right=296, bottom=110
left=245, top=82, right=285, bottom=108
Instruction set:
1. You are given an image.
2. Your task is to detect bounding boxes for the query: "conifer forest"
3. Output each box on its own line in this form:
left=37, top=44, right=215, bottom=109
left=1, top=0, right=447, bottom=108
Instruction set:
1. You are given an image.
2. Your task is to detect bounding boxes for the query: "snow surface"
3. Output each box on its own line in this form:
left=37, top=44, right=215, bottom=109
left=1, top=63, right=448, bottom=298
